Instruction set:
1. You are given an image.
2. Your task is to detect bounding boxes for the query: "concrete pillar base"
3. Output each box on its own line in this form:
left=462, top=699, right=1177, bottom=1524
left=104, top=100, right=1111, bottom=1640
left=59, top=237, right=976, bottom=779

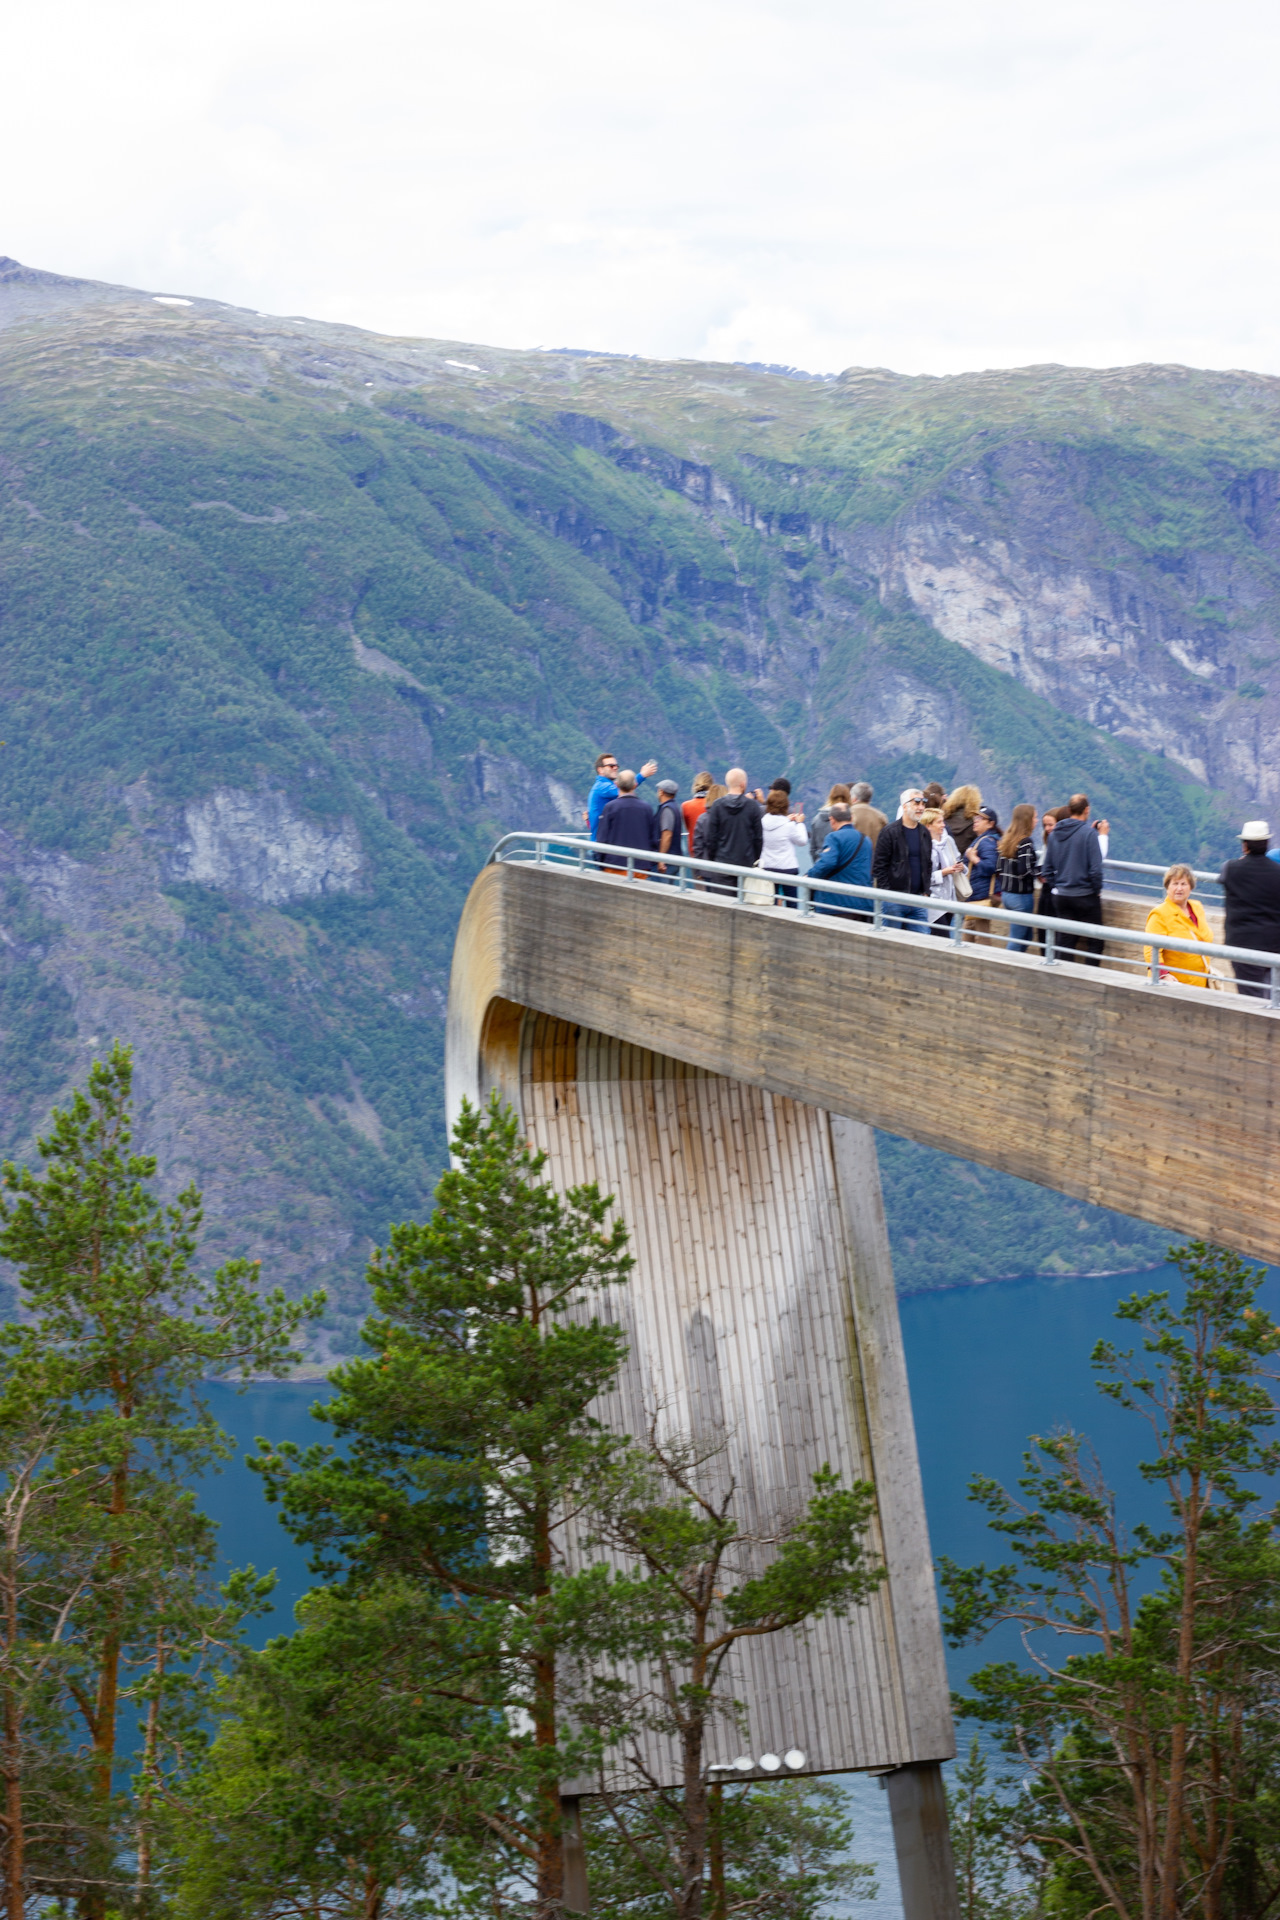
left=886, top=1760, right=960, bottom=1920
left=561, top=1794, right=590, bottom=1914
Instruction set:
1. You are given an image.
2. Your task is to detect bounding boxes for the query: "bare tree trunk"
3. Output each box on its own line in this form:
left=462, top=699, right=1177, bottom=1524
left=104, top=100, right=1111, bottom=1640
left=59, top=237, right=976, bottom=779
left=361, top=1863, right=383, bottom=1920
left=83, top=1463, right=128, bottom=1920
left=135, top=1634, right=164, bottom=1903
left=2, top=1561, right=23, bottom=1920
left=677, top=1628, right=712, bottom=1920
left=535, top=1647, right=563, bottom=1920
left=707, top=1782, right=725, bottom=1920
left=3, top=1732, right=22, bottom=1920
left=532, top=1493, right=562, bottom=1920
left=1160, top=1472, right=1202, bottom=1920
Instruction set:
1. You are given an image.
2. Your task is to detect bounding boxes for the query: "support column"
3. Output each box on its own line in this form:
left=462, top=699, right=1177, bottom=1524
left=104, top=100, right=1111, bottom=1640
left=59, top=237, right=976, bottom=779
left=886, top=1761, right=960, bottom=1920
left=561, top=1794, right=590, bottom=1915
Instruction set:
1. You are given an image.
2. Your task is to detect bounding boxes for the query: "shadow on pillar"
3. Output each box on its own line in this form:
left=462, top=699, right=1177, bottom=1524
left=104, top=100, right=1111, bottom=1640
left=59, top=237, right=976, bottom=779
left=886, top=1761, right=961, bottom=1920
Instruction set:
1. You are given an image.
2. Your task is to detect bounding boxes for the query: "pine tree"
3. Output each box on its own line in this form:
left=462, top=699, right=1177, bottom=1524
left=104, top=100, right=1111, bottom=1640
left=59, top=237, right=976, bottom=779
left=252, top=1093, right=634, bottom=1919
left=941, top=1242, right=1280, bottom=1920
left=572, top=1427, right=884, bottom=1920
left=0, top=1043, right=318, bottom=1915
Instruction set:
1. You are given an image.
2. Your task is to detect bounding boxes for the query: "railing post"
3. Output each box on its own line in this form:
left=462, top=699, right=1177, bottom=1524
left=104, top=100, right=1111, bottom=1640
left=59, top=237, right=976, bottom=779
left=737, top=872, right=745, bottom=905
left=577, top=841, right=586, bottom=874
left=1272, top=963, right=1280, bottom=1013
left=679, top=860, right=689, bottom=893
left=873, top=895, right=883, bottom=931
left=626, top=853, right=634, bottom=883
left=799, top=881, right=812, bottom=918
left=1149, top=943, right=1160, bottom=986
left=949, top=911, right=963, bottom=947
left=1045, top=927, right=1056, bottom=967
left=535, top=837, right=546, bottom=865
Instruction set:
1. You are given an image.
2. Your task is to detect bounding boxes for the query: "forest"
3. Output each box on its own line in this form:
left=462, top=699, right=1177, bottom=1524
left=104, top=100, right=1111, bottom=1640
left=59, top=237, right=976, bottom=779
left=1, top=1047, right=1276, bottom=1919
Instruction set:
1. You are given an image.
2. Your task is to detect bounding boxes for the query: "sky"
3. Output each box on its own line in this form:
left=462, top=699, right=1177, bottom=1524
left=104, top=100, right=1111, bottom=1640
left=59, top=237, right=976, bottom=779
left=5, top=0, right=1280, bottom=376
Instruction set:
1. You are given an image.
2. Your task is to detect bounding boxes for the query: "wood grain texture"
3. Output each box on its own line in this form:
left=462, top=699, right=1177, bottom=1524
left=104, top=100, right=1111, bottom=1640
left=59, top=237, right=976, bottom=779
left=450, top=862, right=1280, bottom=1263
left=519, top=1015, right=952, bottom=1781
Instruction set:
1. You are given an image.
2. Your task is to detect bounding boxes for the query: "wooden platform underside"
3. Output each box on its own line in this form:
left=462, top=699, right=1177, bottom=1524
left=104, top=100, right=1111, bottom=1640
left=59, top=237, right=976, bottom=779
left=519, top=1015, right=951, bottom=1781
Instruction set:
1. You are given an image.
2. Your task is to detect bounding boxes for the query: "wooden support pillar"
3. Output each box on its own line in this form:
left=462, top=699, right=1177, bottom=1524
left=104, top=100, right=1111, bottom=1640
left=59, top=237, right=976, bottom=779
left=561, top=1794, right=590, bottom=1915
left=886, top=1761, right=960, bottom=1920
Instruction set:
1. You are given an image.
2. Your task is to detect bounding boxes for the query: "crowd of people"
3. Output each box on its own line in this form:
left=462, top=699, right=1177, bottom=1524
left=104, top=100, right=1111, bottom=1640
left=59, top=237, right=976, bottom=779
left=581, top=753, right=1280, bottom=999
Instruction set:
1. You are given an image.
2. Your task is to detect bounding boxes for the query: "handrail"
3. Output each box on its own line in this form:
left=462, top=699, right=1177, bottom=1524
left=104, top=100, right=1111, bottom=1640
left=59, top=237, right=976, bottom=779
left=486, top=833, right=1280, bottom=1010
left=1103, top=857, right=1222, bottom=901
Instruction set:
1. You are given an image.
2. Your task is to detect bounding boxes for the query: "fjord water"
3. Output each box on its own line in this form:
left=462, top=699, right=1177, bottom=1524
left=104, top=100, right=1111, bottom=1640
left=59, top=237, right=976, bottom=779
left=200, top=1261, right=1280, bottom=1915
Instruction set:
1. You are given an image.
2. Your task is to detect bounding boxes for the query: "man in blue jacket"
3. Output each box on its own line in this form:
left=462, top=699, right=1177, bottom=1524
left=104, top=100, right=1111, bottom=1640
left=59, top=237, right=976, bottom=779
left=807, top=805, right=873, bottom=918
left=585, top=751, right=659, bottom=839
left=1040, top=792, right=1104, bottom=964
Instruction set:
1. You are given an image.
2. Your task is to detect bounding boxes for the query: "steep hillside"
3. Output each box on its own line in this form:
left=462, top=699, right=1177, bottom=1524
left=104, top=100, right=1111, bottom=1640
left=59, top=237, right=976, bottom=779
left=4, top=256, right=1275, bottom=1334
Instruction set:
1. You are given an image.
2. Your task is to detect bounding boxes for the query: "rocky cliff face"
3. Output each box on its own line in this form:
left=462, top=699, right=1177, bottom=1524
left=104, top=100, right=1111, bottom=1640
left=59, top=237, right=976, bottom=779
left=166, top=789, right=363, bottom=905
left=862, top=437, right=1280, bottom=803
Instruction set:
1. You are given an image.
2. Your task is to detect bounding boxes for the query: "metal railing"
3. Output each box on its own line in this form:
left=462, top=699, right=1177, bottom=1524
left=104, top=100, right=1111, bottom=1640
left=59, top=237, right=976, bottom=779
left=1103, top=857, right=1223, bottom=905
left=488, top=833, right=1280, bottom=1010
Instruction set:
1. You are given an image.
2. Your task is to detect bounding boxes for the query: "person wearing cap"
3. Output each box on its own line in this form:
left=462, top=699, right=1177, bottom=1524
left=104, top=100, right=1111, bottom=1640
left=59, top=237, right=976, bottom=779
left=1220, top=819, right=1280, bottom=999
left=962, top=805, right=1002, bottom=946
left=870, top=789, right=932, bottom=931
left=806, top=803, right=872, bottom=918
left=654, top=778, right=683, bottom=878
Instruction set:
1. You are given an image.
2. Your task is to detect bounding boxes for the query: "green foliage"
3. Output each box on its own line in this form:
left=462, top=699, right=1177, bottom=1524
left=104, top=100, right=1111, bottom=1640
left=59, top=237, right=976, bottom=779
left=574, top=1438, right=883, bottom=1920
left=940, top=1243, right=1280, bottom=1920
left=947, top=1741, right=1040, bottom=1920
left=583, top=1778, right=876, bottom=1918
left=250, top=1094, right=636, bottom=1916
left=875, top=1132, right=1171, bottom=1294
left=204, top=1097, right=886, bottom=1919
left=164, top=1581, right=480, bottom=1918
left=0, top=1043, right=319, bottom=1911
left=0, top=880, right=76, bottom=1151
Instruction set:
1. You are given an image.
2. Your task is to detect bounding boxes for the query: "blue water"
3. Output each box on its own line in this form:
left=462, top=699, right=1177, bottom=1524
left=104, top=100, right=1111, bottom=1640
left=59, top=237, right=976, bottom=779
left=199, top=1378, right=336, bottom=1639
left=197, top=1261, right=1280, bottom=1911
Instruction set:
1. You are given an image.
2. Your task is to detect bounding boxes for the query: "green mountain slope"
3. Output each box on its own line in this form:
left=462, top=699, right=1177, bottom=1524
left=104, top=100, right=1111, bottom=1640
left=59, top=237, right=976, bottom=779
left=4, top=258, right=1274, bottom=1329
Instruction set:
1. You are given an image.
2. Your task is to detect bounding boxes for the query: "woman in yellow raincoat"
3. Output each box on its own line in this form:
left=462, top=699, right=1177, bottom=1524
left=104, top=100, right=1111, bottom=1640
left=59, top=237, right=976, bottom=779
left=1144, top=864, right=1215, bottom=985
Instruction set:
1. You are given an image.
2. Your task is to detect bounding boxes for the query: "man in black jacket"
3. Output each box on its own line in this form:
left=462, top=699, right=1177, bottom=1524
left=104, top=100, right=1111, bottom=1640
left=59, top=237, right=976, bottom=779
left=870, top=789, right=931, bottom=931
left=1221, top=818, right=1280, bottom=999
left=701, top=768, right=764, bottom=893
left=1040, top=792, right=1104, bottom=964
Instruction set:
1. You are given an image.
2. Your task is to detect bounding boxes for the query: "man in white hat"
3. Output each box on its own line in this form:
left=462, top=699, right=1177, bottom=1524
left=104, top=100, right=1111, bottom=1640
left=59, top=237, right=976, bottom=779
left=1219, top=819, right=1280, bottom=999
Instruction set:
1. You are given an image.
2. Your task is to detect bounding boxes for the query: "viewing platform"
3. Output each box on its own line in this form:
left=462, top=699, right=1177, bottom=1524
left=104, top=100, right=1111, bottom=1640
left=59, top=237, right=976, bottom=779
left=451, top=834, right=1280, bottom=1266
left=444, top=833, right=1280, bottom=1911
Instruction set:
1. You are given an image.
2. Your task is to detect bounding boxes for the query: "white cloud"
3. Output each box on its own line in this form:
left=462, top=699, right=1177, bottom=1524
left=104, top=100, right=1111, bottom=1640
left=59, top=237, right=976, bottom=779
left=4, top=0, right=1280, bottom=374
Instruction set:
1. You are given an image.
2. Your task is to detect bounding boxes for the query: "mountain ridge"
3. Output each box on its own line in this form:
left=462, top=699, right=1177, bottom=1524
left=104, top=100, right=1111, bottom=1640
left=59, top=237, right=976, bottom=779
left=5, top=255, right=1274, bottom=1331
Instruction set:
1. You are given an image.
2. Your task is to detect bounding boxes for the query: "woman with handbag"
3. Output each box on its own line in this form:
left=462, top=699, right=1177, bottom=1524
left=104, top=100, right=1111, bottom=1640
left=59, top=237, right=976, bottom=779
left=921, top=807, right=964, bottom=935
left=1144, top=865, right=1215, bottom=986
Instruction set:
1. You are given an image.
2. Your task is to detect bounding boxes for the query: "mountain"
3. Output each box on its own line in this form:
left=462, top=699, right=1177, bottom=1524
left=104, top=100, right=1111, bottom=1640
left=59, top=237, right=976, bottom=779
left=4, top=255, right=1275, bottom=1338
